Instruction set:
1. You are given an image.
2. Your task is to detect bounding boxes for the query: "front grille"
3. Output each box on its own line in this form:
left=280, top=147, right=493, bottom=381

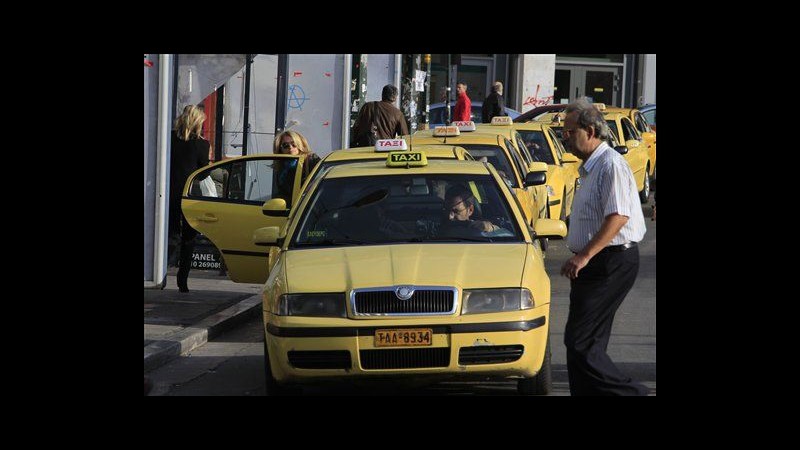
left=360, top=348, right=450, bottom=369
left=353, top=288, right=456, bottom=315
left=287, top=350, right=352, bottom=369
left=458, top=345, right=524, bottom=365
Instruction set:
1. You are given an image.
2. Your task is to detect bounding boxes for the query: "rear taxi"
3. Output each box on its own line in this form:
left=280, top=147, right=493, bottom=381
left=512, top=121, right=581, bottom=222
left=410, top=125, right=549, bottom=226
left=602, top=110, right=652, bottom=202
left=603, top=105, right=656, bottom=180
left=249, top=151, right=567, bottom=394
left=537, top=110, right=651, bottom=203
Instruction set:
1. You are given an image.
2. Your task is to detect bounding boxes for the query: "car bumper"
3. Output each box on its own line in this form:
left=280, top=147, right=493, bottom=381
left=264, top=305, right=550, bottom=383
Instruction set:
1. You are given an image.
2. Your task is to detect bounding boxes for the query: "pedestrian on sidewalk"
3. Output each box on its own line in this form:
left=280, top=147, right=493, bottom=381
left=559, top=98, right=648, bottom=396
left=170, top=105, right=211, bottom=293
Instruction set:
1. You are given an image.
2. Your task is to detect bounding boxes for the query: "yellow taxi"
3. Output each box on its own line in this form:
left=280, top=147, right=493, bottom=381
left=409, top=125, right=548, bottom=227
left=602, top=111, right=652, bottom=202
left=475, top=117, right=551, bottom=221
left=512, top=121, right=581, bottom=222
left=212, top=150, right=566, bottom=395
left=603, top=106, right=656, bottom=180
left=537, top=110, right=651, bottom=203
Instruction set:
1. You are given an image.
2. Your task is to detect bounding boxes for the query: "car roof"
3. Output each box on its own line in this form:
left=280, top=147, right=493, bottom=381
left=513, top=104, right=568, bottom=123
left=322, top=158, right=491, bottom=179
left=409, top=130, right=505, bottom=146
left=511, top=122, right=547, bottom=131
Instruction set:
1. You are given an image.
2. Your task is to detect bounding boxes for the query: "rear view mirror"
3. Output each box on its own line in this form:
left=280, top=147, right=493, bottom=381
left=262, top=198, right=289, bottom=217
left=614, top=146, right=629, bottom=155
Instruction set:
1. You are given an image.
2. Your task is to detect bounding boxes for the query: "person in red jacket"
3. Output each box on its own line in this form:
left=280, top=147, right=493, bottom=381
left=453, top=81, right=472, bottom=122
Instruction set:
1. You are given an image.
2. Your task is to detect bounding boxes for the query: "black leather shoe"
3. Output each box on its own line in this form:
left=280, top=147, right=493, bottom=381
left=178, top=285, right=189, bottom=293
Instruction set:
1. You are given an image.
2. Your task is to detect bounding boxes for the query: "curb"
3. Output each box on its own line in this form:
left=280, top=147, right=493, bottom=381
left=144, top=294, right=262, bottom=372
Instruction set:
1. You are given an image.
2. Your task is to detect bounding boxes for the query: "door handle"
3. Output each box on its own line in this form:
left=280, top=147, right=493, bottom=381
left=197, top=215, right=218, bottom=222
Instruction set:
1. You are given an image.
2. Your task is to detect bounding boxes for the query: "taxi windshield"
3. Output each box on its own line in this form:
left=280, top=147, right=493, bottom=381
left=451, top=145, right=518, bottom=188
left=291, top=174, right=523, bottom=247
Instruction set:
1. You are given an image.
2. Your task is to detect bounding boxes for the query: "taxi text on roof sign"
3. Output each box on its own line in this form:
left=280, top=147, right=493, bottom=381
left=386, top=151, right=427, bottom=167
left=432, top=126, right=460, bottom=137
left=374, top=139, right=408, bottom=152
left=451, top=121, right=476, bottom=132
left=490, top=116, right=513, bottom=125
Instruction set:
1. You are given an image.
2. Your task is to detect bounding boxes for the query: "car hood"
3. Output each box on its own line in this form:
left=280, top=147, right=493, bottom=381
left=285, top=243, right=528, bottom=292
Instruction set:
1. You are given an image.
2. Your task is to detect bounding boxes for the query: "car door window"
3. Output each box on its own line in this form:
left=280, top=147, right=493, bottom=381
left=634, top=112, right=650, bottom=135
left=620, top=117, right=641, bottom=142
left=546, top=128, right=566, bottom=163
left=517, top=130, right=554, bottom=165
left=189, top=158, right=298, bottom=208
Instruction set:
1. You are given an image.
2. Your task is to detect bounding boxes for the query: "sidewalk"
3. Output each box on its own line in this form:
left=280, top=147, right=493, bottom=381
left=144, top=270, right=264, bottom=372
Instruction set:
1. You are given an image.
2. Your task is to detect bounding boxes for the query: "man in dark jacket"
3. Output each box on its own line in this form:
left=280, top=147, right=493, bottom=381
left=351, top=84, right=409, bottom=147
left=482, top=81, right=506, bottom=123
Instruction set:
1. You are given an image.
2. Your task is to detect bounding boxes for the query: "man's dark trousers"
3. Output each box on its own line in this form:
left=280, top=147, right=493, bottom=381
left=564, top=247, right=649, bottom=396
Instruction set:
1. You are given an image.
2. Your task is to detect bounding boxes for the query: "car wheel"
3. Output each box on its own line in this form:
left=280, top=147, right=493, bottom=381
left=518, top=334, right=552, bottom=395
left=639, top=166, right=651, bottom=203
left=263, top=336, right=300, bottom=396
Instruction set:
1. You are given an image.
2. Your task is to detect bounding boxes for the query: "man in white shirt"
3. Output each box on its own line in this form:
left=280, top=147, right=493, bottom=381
left=559, top=98, right=648, bottom=396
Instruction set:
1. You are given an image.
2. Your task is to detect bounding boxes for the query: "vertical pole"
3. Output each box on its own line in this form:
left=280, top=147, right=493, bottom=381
left=242, top=54, right=252, bottom=156
left=446, top=53, right=452, bottom=125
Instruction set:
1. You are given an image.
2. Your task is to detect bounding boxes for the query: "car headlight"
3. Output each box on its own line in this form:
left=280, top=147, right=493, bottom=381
left=275, top=293, right=346, bottom=317
left=462, top=288, right=534, bottom=314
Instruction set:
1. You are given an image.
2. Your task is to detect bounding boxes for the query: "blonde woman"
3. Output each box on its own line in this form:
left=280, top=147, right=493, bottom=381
left=273, top=130, right=321, bottom=184
left=169, top=105, right=210, bottom=292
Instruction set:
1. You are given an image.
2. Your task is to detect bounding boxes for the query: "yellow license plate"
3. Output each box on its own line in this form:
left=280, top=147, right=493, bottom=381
left=374, top=328, right=433, bottom=347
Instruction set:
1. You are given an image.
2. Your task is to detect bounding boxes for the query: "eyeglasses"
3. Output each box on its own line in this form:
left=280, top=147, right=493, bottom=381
left=443, top=198, right=470, bottom=215
left=280, top=142, right=298, bottom=150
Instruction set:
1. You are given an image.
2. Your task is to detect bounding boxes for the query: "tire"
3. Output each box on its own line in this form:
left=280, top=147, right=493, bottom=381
left=518, top=334, right=552, bottom=395
left=639, top=165, right=651, bottom=204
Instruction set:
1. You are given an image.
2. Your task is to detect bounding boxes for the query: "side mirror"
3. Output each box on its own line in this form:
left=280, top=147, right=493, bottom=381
left=253, top=226, right=281, bottom=246
left=524, top=162, right=548, bottom=187
left=533, top=218, right=567, bottom=240
left=614, top=145, right=629, bottom=155
left=262, top=198, right=289, bottom=217
left=625, top=139, right=640, bottom=149
left=561, top=152, right=579, bottom=163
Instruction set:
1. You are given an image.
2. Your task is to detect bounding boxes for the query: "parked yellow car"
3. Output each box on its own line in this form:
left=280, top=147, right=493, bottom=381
left=512, top=122, right=581, bottom=221
left=242, top=153, right=566, bottom=394
left=603, top=111, right=652, bottom=202
left=604, top=106, right=656, bottom=180
left=410, top=127, right=548, bottom=226
left=536, top=111, right=651, bottom=203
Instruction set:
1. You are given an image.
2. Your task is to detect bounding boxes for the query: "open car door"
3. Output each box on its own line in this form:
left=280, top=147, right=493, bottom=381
left=181, top=154, right=303, bottom=284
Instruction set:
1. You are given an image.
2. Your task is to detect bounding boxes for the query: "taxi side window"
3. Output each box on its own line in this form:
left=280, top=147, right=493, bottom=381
left=621, top=118, right=641, bottom=141
left=188, top=166, right=226, bottom=199
left=546, top=128, right=566, bottom=163
left=190, top=159, right=294, bottom=207
left=504, top=138, right=527, bottom=179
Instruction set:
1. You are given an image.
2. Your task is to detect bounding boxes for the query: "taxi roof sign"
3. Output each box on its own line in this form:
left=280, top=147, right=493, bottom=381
left=490, top=116, right=513, bottom=125
left=386, top=150, right=427, bottom=167
left=593, top=103, right=606, bottom=111
left=451, top=121, right=476, bottom=132
left=374, top=139, right=408, bottom=152
left=433, top=126, right=460, bottom=137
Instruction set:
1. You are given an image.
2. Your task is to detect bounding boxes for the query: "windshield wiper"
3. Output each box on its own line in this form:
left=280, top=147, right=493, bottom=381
left=425, top=236, right=494, bottom=242
left=295, top=238, right=374, bottom=247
